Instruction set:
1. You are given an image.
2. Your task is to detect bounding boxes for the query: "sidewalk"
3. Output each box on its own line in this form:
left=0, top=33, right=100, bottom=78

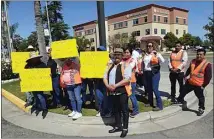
left=2, top=72, right=213, bottom=137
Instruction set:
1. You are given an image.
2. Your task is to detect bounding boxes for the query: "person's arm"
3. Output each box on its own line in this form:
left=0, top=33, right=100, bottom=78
left=103, top=67, right=114, bottom=91
left=177, top=51, right=188, bottom=70
left=114, top=65, right=131, bottom=88
left=157, top=53, right=165, bottom=64
left=185, top=64, right=191, bottom=77
left=168, top=57, right=173, bottom=70
left=202, top=63, right=212, bottom=88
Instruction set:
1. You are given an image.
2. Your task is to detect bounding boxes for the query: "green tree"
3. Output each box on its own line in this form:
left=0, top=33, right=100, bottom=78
left=13, top=34, right=23, bottom=51
left=203, top=40, right=212, bottom=47
left=128, top=32, right=140, bottom=49
left=43, top=1, right=70, bottom=41
left=192, top=36, right=202, bottom=46
left=163, top=32, right=178, bottom=49
left=17, top=39, right=28, bottom=52
left=10, top=23, right=19, bottom=38
left=203, top=16, right=214, bottom=45
left=75, top=36, right=92, bottom=51
left=181, top=33, right=194, bottom=46
left=27, top=31, right=49, bottom=49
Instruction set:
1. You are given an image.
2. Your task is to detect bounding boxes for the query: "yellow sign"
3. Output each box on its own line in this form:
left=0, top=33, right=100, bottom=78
left=51, top=39, right=79, bottom=59
left=19, top=68, right=53, bottom=92
left=80, top=52, right=109, bottom=78
left=11, top=52, right=30, bottom=73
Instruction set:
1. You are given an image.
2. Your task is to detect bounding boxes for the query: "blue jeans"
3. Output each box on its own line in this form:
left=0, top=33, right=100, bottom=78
left=66, top=84, right=82, bottom=113
left=51, top=75, right=61, bottom=105
left=130, top=83, right=139, bottom=114
left=25, top=92, right=34, bottom=104
left=81, top=79, right=94, bottom=103
left=152, top=72, right=163, bottom=110
left=95, top=81, right=109, bottom=114
left=32, top=92, right=47, bottom=110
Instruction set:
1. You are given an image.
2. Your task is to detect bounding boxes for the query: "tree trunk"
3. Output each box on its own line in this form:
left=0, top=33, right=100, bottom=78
left=34, top=1, right=48, bottom=64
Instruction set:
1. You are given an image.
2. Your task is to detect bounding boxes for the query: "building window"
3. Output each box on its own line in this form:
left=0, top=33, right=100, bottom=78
left=76, top=32, right=82, bottom=37
left=154, top=28, right=158, bottom=34
left=114, top=21, right=127, bottom=30
left=122, top=33, right=128, bottom=38
left=124, top=21, right=128, bottom=27
left=164, top=17, right=168, bottom=23
left=176, top=29, right=179, bottom=35
left=183, top=19, right=186, bottom=24
left=154, top=15, right=156, bottom=22
left=90, top=38, right=94, bottom=42
left=133, top=19, right=139, bottom=25
left=144, top=16, right=147, bottom=22
left=145, top=29, right=150, bottom=35
left=158, top=16, right=160, bottom=22
left=132, top=30, right=140, bottom=37
left=176, top=17, right=179, bottom=24
left=183, top=30, right=186, bottom=35
left=85, top=29, right=94, bottom=35
left=161, top=29, right=166, bottom=35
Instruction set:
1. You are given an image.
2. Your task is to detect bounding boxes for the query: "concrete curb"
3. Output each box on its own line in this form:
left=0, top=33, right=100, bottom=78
left=2, top=89, right=31, bottom=113
left=1, top=87, right=198, bottom=125
left=2, top=78, right=19, bottom=84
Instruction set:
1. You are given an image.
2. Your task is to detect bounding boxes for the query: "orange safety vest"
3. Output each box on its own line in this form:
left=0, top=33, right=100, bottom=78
left=188, top=59, right=209, bottom=87
left=106, top=64, right=132, bottom=96
left=123, top=58, right=137, bottom=83
left=170, top=50, right=184, bottom=69
left=150, top=53, right=159, bottom=67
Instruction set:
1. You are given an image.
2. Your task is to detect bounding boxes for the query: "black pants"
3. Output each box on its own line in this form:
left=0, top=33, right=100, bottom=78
left=169, top=72, right=184, bottom=99
left=111, top=93, right=129, bottom=129
left=136, top=73, right=144, bottom=87
left=177, top=82, right=205, bottom=110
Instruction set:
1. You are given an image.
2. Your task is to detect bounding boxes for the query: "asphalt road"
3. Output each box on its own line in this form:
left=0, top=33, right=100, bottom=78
left=2, top=110, right=213, bottom=138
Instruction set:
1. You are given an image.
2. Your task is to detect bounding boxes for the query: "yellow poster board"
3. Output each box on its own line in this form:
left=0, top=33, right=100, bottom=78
left=19, top=68, right=53, bottom=92
left=11, top=52, right=30, bottom=73
left=51, top=39, right=79, bottom=59
left=80, top=52, right=109, bottom=78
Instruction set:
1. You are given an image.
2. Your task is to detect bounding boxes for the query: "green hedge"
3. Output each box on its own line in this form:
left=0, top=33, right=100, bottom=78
left=2, top=61, right=19, bottom=80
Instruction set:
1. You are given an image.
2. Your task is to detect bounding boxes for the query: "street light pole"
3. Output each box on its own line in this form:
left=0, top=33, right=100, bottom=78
left=45, top=1, right=52, bottom=45
left=96, top=1, right=106, bottom=49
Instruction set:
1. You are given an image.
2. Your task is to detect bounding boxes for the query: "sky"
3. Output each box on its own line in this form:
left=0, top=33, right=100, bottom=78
left=8, top=1, right=213, bottom=40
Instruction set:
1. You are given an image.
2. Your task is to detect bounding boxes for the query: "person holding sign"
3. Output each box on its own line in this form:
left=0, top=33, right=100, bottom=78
left=103, top=48, right=132, bottom=138
left=25, top=52, right=48, bottom=119
left=94, top=46, right=112, bottom=117
left=122, top=46, right=139, bottom=118
left=47, top=48, right=62, bottom=108
left=24, top=45, right=36, bottom=108
left=60, top=57, right=83, bottom=120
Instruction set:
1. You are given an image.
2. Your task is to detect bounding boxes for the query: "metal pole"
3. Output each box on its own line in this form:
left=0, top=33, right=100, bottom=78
left=46, top=1, right=52, bottom=45
left=96, top=1, right=106, bottom=49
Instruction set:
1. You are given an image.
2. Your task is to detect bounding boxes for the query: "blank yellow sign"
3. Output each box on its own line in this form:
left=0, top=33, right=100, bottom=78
left=51, top=39, right=79, bottom=59
left=11, top=52, right=30, bottom=73
left=19, top=68, right=53, bottom=92
left=80, top=52, right=109, bottom=78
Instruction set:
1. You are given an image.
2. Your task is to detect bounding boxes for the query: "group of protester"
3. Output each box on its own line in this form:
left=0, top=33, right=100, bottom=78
left=23, top=41, right=212, bottom=138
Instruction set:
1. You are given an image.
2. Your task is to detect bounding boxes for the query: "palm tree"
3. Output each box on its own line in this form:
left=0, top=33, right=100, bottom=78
left=34, top=1, right=48, bottom=64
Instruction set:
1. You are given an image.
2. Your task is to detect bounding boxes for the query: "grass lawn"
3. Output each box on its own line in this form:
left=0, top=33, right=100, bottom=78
left=2, top=80, right=171, bottom=116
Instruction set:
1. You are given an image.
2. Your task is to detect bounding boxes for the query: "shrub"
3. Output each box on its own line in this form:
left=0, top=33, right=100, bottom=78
left=1, top=61, right=19, bottom=80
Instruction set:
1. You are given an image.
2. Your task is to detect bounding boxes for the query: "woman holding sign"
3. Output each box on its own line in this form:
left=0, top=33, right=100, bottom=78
left=60, top=57, right=83, bottom=120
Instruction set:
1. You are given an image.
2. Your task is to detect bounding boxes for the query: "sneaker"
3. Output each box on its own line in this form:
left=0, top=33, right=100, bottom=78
left=72, top=112, right=82, bottom=120
left=130, top=112, right=139, bottom=118
left=152, top=107, right=162, bottom=111
left=197, top=108, right=204, bottom=116
left=96, top=112, right=101, bottom=117
left=68, top=111, right=76, bottom=117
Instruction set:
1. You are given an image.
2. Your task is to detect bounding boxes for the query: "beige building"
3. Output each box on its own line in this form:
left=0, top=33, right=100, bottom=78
left=73, top=4, right=188, bottom=51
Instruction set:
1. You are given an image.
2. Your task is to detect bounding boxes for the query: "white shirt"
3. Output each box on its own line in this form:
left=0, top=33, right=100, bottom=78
left=143, top=52, right=165, bottom=71
left=132, top=50, right=140, bottom=60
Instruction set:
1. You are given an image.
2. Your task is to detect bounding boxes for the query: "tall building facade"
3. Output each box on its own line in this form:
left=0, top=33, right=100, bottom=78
left=73, top=4, right=188, bottom=51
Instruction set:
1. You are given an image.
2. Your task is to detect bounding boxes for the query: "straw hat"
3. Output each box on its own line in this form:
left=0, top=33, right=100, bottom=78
left=26, top=45, right=35, bottom=51
left=114, top=48, right=123, bottom=54
left=26, top=51, right=43, bottom=62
